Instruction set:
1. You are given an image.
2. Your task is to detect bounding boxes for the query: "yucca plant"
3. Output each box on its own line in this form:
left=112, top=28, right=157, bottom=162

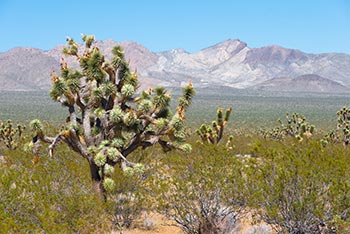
left=322, top=106, right=350, bottom=147
left=196, top=107, right=233, bottom=146
left=28, top=34, right=195, bottom=198
left=259, top=112, right=315, bottom=142
left=0, top=119, right=25, bottom=150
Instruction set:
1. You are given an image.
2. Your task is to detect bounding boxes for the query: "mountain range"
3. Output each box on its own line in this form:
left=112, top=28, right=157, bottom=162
left=1, top=39, right=350, bottom=93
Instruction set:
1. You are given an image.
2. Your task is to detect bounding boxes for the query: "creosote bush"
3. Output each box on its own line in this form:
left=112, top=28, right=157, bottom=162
left=153, top=142, right=253, bottom=234
left=0, top=148, right=111, bottom=233
left=251, top=138, right=350, bottom=234
left=107, top=162, right=149, bottom=231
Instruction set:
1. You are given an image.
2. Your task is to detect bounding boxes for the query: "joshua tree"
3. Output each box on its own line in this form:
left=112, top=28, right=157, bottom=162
left=196, top=107, right=232, bottom=145
left=28, top=35, right=194, bottom=197
left=259, top=112, right=315, bottom=142
left=322, top=106, right=350, bottom=147
left=0, top=119, right=25, bottom=150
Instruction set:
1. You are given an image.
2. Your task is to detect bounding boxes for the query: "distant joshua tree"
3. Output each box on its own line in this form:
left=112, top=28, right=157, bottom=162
left=322, top=106, right=350, bottom=147
left=196, top=107, right=233, bottom=147
left=0, top=119, right=25, bottom=149
left=260, top=112, right=315, bottom=142
left=27, top=34, right=195, bottom=198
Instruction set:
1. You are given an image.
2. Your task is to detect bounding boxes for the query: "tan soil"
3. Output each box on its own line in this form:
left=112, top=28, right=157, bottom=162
left=113, top=213, right=275, bottom=234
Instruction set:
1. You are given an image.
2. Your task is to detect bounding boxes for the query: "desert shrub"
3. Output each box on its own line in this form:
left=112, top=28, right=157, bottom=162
left=153, top=142, right=254, bottom=234
left=105, top=149, right=153, bottom=232
left=0, top=148, right=111, bottom=233
left=251, top=138, right=350, bottom=233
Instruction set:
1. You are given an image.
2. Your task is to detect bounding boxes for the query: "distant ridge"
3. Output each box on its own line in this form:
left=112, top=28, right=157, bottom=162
left=0, top=39, right=349, bottom=92
left=251, top=74, right=349, bottom=93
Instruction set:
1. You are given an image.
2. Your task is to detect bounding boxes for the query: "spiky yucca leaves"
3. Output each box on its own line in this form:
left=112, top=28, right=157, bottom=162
left=196, top=107, right=232, bottom=145
left=28, top=35, right=195, bottom=198
left=81, top=33, right=95, bottom=48
left=260, top=112, right=315, bottom=142
left=322, top=106, right=350, bottom=147
left=0, top=119, right=25, bottom=150
left=29, top=119, right=43, bottom=133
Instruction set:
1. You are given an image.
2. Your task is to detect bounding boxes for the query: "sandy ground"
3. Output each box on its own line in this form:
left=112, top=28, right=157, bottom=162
left=113, top=213, right=274, bottom=234
left=113, top=213, right=182, bottom=234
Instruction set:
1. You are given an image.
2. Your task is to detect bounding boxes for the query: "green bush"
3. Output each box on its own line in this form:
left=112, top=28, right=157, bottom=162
left=153, top=142, right=253, bottom=234
left=0, top=148, right=111, bottom=233
left=105, top=151, right=153, bottom=231
left=251, top=138, right=350, bottom=233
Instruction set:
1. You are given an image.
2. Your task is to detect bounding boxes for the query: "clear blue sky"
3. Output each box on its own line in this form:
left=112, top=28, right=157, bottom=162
left=0, top=0, right=349, bottom=54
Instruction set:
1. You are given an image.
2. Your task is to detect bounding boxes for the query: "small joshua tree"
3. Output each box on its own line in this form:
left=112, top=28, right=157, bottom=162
left=196, top=107, right=232, bottom=146
left=0, top=119, right=25, bottom=150
left=260, top=112, right=315, bottom=142
left=28, top=35, right=194, bottom=197
left=322, top=106, right=350, bottom=147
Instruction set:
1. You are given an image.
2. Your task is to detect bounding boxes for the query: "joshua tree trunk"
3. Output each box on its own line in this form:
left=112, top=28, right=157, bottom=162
left=88, top=158, right=105, bottom=198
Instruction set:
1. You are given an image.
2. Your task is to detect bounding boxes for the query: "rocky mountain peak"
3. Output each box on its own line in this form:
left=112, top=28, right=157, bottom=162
left=184, top=39, right=249, bottom=68
left=200, top=39, right=247, bottom=55
left=118, top=41, right=159, bottom=71
left=245, top=45, right=306, bottom=64
left=4, top=47, right=44, bottom=55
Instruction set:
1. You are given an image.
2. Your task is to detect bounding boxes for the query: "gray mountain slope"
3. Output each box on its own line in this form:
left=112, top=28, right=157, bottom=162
left=251, top=74, right=349, bottom=93
left=0, top=39, right=349, bottom=92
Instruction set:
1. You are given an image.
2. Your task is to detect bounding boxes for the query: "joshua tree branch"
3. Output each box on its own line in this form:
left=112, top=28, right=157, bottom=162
left=48, top=133, right=66, bottom=157
left=82, top=109, right=93, bottom=145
